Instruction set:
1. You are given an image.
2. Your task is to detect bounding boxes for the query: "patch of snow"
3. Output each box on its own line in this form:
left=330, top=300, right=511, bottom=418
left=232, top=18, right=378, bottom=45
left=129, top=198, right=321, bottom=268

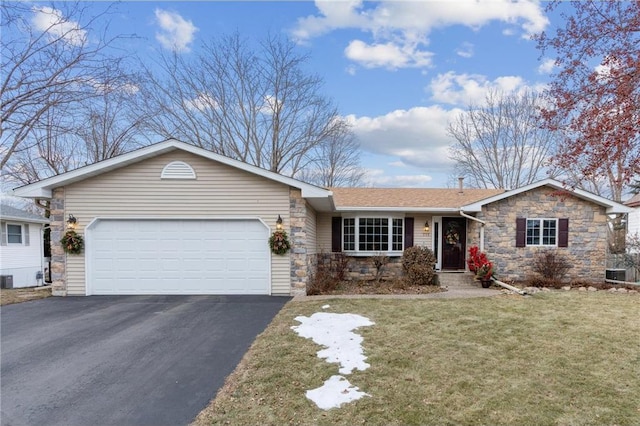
left=292, top=312, right=374, bottom=374
left=305, top=375, right=369, bottom=410
left=292, top=312, right=374, bottom=410
left=322, top=304, right=330, bottom=309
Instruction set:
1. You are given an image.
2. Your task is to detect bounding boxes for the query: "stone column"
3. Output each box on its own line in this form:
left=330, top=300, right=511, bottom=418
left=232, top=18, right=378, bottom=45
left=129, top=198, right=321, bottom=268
left=289, top=188, right=308, bottom=296
left=49, top=188, right=67, bottom=296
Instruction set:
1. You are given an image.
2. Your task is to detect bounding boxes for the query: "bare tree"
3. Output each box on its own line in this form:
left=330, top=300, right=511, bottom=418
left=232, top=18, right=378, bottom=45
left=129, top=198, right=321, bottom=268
left=296, top=122, right=364, bottom=187
left=8, top=78, right=148, bottom=186
left=448, top=90, right=559, bottom=189
left=0, top=2, right=133, bottom=169
left=141, top=32, right=360, bottom=179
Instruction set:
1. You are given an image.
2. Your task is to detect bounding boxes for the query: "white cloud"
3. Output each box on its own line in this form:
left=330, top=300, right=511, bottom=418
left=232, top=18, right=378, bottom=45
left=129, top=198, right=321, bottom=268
left=31, top=6, right=87, bottom=46
left=345, top=65, right=357, bottom=76
left=344, top=40, right=432, bottom=69
left=363, top=169, right=434, bottom=187
left=428, top=71, right=544, bottom=106
left=183, top=93, right=217, bottom=112
left=292, top=0, right=548, bottom=69
left=345, top=105, right=463, bottom=172
left=455, top=42, right=474, bottom=58
left=538, top=58, right=556, bottom=74
left=154, top=9, right=198, bottom=53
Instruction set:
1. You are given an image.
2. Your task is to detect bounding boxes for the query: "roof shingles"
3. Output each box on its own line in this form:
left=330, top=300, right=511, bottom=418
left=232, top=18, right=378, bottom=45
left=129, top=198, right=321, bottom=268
left=329, top=188, right=505, bottom=209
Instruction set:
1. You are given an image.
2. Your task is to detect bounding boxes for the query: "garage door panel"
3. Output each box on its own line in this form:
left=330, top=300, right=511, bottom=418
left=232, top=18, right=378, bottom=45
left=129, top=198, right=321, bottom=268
left=89, top=219, right=270, bottom=295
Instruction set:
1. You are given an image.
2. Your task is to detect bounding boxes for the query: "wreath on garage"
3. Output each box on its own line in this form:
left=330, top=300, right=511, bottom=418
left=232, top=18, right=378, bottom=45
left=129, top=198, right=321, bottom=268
left=60, top=230, right=84, bottom=255
left=268, top=230, right=291, bottom=255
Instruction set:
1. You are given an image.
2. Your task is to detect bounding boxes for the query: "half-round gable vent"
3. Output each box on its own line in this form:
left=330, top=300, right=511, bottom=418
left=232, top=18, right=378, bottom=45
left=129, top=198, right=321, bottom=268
left=161, top=161, right=197, bottom=179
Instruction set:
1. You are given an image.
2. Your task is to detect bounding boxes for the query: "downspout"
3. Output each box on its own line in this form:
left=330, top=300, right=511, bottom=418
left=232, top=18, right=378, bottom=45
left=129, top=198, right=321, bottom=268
left=459, top=210, right=485, bottom=252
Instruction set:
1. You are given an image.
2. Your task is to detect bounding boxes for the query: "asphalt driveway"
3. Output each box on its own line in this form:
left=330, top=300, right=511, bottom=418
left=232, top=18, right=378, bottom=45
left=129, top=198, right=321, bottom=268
left=1, top=295, right=290, bottom=426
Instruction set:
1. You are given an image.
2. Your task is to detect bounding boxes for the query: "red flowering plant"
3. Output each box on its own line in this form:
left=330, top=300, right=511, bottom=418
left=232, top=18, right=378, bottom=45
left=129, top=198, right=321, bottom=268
left=467, top=246, right=495, bottom=281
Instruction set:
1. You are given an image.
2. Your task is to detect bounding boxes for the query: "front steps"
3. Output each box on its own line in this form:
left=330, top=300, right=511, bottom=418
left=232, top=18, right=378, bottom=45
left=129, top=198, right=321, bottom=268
left=437, top=271, right=478, bottom=288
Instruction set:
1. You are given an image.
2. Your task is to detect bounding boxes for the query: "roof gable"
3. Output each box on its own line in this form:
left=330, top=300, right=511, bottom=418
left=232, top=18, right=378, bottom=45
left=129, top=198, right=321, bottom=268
left=12, top=139, right=333, bottom=208
left=462, top=178, right=631, bottom=214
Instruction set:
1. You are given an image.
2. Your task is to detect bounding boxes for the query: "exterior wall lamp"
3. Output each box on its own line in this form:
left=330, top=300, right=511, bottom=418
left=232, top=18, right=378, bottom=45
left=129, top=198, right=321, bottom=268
left=66, top=214, right=77, bottom=229
left=276, top=215, right=283, bottom=230
left=423, top=221, right=430, bottom=233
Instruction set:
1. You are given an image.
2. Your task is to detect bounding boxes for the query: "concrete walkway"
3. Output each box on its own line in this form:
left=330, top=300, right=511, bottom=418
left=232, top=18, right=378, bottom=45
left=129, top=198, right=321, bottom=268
left=294, top=286, right=504, bottom=301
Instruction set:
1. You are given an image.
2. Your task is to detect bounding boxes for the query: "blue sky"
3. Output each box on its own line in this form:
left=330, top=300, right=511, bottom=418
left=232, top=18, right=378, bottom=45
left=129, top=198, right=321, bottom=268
left=31, top=0, right=561, bottom=188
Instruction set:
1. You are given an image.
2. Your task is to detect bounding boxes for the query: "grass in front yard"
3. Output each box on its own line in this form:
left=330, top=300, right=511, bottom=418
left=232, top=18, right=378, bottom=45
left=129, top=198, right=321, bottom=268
left=0, top=286, right=51, bottom=305
left=194, top=292, right=640, bottom=425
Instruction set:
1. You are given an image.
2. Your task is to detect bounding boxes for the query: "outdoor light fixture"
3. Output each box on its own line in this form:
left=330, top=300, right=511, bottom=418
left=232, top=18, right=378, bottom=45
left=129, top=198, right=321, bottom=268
left=276, top=215, right=283, bottom=230
left=66, top=214, right=77, bottom=229
left=423, top=221, right=430, bottom=233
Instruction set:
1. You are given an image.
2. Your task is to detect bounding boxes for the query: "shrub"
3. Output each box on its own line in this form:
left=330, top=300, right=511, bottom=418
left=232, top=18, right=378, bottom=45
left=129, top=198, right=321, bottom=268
left=402, top=246, right=437, bottom=286
left=467, top=246, right=495, bottom=281
left=307, top=252, right=349, bottom=295
left=531, top=250, right=572, bottom=282
left=372, top=252, right=389, bottom=282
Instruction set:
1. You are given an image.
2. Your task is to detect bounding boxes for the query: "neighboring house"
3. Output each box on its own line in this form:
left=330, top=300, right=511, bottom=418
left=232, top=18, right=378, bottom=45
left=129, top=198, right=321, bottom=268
left=12, top=139, right=631, bottom=296
left=0, top=203, right=49, bottom=288
left=624, top=193, right=640, bottom=237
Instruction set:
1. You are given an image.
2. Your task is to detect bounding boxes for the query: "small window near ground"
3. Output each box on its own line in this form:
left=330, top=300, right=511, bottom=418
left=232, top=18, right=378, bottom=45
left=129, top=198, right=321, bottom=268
left=7, top=224, right=22, bottom=244
left=526, top=219, right=557, bottom=246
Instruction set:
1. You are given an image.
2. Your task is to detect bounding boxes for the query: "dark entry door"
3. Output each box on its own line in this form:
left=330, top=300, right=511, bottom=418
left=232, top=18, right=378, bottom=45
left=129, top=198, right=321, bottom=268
left=441, top=217, right=466, bottom=270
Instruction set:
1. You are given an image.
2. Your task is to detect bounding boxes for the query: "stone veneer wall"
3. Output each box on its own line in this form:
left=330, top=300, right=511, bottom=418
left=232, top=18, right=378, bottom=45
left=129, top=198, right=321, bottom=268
left=476, top=186, right=608, bottom=283
left=343, top=256, right=403, bottom=281
left=289, top=188, right=308, bottom=296
left=49, top=187, right=67, bottom=296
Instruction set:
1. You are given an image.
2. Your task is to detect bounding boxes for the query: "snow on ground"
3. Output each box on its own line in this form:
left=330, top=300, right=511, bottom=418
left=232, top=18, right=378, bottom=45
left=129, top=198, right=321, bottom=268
left=292, top=312, right=374, bottom=410
left=305, top=375, right=369, bottom=410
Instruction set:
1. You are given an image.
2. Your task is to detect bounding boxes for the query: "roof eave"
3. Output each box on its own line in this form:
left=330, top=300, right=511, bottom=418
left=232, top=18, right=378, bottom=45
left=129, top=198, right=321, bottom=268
left=12, top=139, right=333, bottom=202
left=0, top=215, right=50, bottom=224
left=335, top=207, right=463, bottom=213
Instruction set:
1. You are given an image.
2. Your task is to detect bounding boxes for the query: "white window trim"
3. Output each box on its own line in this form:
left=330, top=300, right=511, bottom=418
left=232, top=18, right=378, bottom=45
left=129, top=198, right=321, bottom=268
left=6, top=223, right=23, bottom=245
left=526, top=218, right=558, bottom=247
left=342, top=215, right=405, bottom=256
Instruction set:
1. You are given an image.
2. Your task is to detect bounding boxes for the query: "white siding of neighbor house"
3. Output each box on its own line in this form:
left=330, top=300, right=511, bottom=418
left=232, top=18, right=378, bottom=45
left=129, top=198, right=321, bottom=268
left=305, top=204, right=317, bottom=255
left=63, top=150, right=291, bottom=296
left=628, top=208, right=640, bottom=237
left=0, top=222, right=45, bottom=287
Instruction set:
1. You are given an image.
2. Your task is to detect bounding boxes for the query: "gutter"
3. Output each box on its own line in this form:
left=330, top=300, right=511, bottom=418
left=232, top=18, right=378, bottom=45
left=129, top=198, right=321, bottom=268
left=459, top=209, right=486, bottom=251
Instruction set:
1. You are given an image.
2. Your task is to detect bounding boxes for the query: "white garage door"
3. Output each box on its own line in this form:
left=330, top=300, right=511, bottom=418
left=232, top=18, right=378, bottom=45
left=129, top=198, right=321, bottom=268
left=88, top=219, right=270, bottom=295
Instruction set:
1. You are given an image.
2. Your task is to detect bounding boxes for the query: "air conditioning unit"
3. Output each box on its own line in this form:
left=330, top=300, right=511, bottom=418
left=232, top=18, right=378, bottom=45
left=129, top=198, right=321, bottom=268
left=605, top=269, right=626, bottom=282
left=0, top=275, right=13, bottom=289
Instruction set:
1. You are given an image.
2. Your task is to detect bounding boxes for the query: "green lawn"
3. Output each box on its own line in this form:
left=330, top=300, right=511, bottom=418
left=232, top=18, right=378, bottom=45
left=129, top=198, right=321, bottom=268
left=194, top=292, right=640, bottom=425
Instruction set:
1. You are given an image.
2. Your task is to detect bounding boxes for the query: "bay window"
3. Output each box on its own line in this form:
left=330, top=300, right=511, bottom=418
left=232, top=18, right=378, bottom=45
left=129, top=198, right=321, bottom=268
left=342, top=217, right=403, bottom=253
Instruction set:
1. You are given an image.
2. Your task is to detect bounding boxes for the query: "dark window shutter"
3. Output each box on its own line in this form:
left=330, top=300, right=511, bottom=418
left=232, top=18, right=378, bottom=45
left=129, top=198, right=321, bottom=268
left=331, top=217, right=342, bottom=252
left=558, top=218, right=569, bottom=247
left=516, top=217, right=526, bottom=247
left=404, top=217, right=414, bottom=249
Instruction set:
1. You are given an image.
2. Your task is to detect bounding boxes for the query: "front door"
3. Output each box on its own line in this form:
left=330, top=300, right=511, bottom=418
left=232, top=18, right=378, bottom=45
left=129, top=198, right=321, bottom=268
left=441, top=217, right=466, bottom=270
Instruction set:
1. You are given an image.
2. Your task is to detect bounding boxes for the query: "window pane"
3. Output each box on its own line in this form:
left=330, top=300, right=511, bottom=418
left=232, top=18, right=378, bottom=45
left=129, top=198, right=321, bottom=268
left=358, top=218, right=389, bottom=251
left=542, top=220, right=557, bottom=245
left=526, top=219, right=540, bottom=245
left=7, top=224, right=22, bottom=244
left=343, top=218, right=355, bottom=251
left=392, top=218, right=403, bottom=251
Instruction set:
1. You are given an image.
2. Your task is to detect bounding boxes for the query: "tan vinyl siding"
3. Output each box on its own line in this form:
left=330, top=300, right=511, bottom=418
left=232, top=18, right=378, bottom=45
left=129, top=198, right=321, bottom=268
left=305, top=204, right=317, bottom=255
left=413, top=215, right=434, bottom=249
left=64, top=150, right=291, bottom=295
left=316, top=212, right=333, bottom=253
